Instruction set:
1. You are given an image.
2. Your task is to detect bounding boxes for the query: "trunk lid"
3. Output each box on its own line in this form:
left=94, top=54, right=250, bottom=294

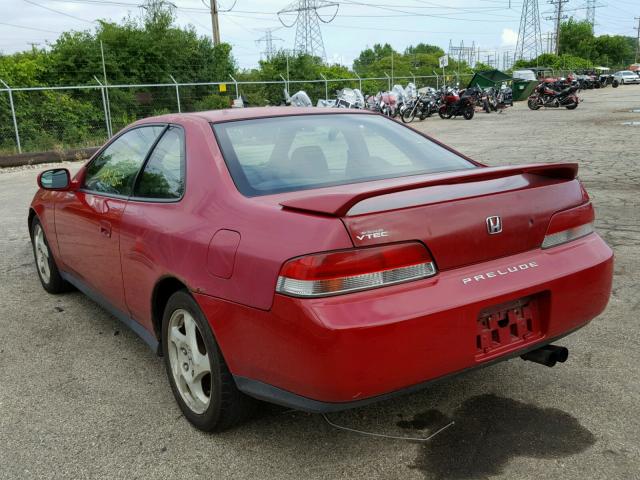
left=280, top=163, right=586, bottom=270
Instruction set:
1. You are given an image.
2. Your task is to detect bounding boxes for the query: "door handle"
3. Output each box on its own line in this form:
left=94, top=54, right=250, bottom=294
left=99, top=220, right=112, bottom=238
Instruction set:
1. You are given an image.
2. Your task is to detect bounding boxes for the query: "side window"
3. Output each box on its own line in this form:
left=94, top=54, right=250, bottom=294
left=84, top=126, right=164, bottom=196
left=135, top=127, right=185, bottom=199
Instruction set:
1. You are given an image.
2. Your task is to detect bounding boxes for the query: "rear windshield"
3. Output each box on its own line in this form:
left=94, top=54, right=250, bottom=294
left=212, top=113, right=475, bottom=196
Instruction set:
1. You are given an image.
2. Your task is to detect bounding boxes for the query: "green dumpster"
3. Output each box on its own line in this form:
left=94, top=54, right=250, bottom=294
left=512, top=80, right=538, bottom=101
left=467, top=69, right=512, bottom=89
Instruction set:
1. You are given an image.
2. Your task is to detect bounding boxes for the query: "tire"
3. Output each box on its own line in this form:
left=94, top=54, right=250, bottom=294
left=401, top=107, right=416, bottom=123
left=527, top=98, right=541, bottom=110
left=162, top=290, right=256, bottom=432
left=565, top=102, right=578, bottom=110
left=463, top=106, right=475, bottom=120
left=438, top=107, right=451, bottom=119
left=612, top=80, right=619, bottom=88
left=31, top=217, right=71, bottom=294
left=483, top=99, right=490, bottom=113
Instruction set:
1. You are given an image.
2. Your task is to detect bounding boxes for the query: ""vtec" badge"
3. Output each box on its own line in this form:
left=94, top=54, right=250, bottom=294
left=356, top=229, right=389, bottom=241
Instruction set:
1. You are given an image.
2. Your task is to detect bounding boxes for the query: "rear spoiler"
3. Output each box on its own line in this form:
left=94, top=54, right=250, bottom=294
left=280, top=163, right=578, bottom=217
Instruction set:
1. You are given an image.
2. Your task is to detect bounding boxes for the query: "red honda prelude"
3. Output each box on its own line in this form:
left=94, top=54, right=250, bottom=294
left=29, top=108, right=613, bottom=431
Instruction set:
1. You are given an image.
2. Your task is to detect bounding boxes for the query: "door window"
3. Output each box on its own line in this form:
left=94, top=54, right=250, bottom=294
left=134, top=126, right=185, bottom=199
left=84, top=126, right=164, bottom=196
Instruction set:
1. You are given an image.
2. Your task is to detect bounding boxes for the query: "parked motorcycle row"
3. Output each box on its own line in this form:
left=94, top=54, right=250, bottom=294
left=284, top=81, right=514, bottom=122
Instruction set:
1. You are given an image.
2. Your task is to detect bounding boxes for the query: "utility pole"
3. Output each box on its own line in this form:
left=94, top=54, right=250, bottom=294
left=209, top=0, right=220, bottom=46
left=547, top=0, right=568, bottom=55
left=635, top=17, right=640, bottom=63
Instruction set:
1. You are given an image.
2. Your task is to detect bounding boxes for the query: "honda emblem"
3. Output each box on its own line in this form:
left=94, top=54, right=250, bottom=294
left=486, top=216, right=502, bottom=234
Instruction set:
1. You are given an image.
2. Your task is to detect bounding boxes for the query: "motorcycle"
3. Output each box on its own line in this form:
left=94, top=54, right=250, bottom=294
left=527, top=82, right=580, bottom=110
left=438, top=86, right=475, bottom=120
left=335, top=88, right=365, bottom=109
left=283, top=88, right=312, bottom=107
left=401, top=89, right=439, bottom=123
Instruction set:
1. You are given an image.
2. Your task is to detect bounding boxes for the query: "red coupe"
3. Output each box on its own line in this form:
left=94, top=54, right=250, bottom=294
left=29, top=108, right=613, bottom=431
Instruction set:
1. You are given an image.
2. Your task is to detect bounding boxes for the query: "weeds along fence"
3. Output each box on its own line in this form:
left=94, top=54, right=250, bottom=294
left=0, top=73, right=473, bottom=156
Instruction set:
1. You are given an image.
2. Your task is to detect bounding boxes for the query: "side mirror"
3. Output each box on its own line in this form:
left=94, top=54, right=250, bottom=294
left=38, top=168, right=71, bottom=190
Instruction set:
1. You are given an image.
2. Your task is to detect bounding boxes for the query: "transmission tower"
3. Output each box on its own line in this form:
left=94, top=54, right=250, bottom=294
left=514, top=0, right=543, bottom=61
left=585, top=0, right=596, bottom=27
left=256, top=29, right=284, bottom=60
left=277, top=0, right=339, bottom=60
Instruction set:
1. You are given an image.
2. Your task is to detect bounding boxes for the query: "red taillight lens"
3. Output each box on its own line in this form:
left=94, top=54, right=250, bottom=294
left=276, top=242, right=437, bottom=297
left=542, top=203, right=595, bottom=249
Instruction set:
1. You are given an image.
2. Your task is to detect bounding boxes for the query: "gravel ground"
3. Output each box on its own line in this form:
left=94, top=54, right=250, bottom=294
left=1, top=86, right=639, bottom=480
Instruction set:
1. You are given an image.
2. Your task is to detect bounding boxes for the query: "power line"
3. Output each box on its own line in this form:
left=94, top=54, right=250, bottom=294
left=0, top=21, right=63, bottom=34
left=23, top=0, right=97, bottom=24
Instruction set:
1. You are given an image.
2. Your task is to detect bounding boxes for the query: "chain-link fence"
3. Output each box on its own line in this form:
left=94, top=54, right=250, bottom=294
left=0, top=73, right=474, bottom=156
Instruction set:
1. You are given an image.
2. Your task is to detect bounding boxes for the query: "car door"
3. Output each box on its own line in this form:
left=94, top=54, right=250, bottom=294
left=118, top=125, right=187, bottom=330
left=55, top=125, right=165, bottom=313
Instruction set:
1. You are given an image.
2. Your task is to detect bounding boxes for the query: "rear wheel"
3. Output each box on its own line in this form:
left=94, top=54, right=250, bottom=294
left=162, top=290, right=256, bottom=431
left=31, top=217, right=71, bottom=294
left=565, top=101, right=578, bottom=110
left=612, top=80, right=619, bottom=88
left=463, top=106, right=475, bottom=120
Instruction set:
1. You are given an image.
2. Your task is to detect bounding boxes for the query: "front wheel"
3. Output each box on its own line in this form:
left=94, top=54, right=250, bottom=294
left=401, top=106, right=416, bottom=123
left=463, top=106, right=475, bottom=120
left=527, top=97, right=541, bottom=110
left=438, top=107, right=451, bottom=119
left=31, top=217, right=71, bottom=294
left=162, top=290, right=256, bottom=431
left=612, top=80, right=619, bottom=88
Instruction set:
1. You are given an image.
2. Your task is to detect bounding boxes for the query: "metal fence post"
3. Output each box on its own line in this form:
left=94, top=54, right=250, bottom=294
left=320, top=73, right=328, bottom=100
left=169, top=74, right=181, bottom=113
left=384, top=72, right=391, bottom=91
left=279, top=74, right=288, bottom=93
left=93, top=76, right=111, bottom=139
left=0, top=79, right=21, bottom=154
left=354, top=73, right=362, bottom=91
left=229, top=75, right=239, bottom=99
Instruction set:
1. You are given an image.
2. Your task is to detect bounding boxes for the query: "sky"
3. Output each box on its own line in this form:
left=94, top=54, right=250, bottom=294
left=1, top=0, right=638, bottom=71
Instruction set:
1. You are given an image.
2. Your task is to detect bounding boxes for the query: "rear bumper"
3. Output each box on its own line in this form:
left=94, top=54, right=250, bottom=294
left=195, top=233, right=613, bottom=411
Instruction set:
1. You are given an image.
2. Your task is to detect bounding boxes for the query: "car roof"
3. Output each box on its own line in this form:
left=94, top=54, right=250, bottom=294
left=136, top=106, right=376, bottom=126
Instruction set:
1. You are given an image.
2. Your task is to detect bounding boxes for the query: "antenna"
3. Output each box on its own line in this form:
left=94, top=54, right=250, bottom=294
left=514, top=0, right=543, bottom=61
left=277, top=0, right=339, bottom=60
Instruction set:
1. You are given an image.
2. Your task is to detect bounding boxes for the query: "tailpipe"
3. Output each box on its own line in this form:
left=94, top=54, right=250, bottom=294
left=520, top=345, right=569, bottom=368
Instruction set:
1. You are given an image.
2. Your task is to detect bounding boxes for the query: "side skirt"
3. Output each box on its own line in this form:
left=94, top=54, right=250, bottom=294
left=60, top=271, right=160, bottom=354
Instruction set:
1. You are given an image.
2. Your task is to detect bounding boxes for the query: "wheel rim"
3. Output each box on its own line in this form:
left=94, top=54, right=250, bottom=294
left=168, top=309, right=211, bottom=414
left=34, top=224, right=51, bottom=284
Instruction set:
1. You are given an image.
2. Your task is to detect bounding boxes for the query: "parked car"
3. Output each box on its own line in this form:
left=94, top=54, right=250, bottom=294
left=30, top=108, right=613, bottom=432
left=613, top=70, right=640, bottom=85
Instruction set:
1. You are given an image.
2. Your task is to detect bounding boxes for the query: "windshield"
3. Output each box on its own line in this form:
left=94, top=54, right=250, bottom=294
left=212, top=113, right=475, bottom=196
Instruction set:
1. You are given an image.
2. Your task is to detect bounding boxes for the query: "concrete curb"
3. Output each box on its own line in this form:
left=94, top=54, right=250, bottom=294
left=0, top=147, right=99, bottom=168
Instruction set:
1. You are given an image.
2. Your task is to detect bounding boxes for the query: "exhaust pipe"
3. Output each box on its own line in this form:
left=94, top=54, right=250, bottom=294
left=521, top=344, right=569, bottom=367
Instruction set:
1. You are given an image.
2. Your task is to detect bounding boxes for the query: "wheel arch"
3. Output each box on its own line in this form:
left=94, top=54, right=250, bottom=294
left=151, top=276, right=190, bottom=348
left=28, top=208, right=37, bottom=239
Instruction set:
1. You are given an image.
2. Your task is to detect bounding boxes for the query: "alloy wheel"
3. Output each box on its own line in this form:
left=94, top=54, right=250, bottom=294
left=167, top=308, right=212, bottom=414
left=34, top=224, right=51, bottom=284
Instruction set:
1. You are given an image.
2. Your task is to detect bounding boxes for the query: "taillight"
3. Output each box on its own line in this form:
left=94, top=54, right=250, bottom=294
left=542, top=203, right=595, bottom=249
left=276, top=242, right=437, bottom=298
